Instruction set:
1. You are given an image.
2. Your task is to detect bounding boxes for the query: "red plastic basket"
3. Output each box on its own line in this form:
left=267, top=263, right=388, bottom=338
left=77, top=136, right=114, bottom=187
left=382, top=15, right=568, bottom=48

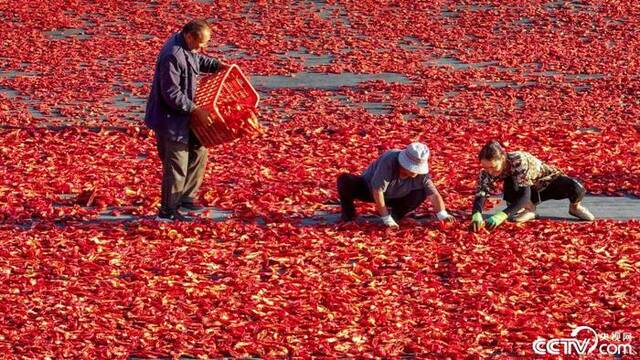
left=191, top=64, right=262, bottom=147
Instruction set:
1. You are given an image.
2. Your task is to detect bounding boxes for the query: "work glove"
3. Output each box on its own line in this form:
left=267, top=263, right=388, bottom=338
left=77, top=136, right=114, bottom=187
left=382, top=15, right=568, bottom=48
left=486, top=211, right=508, bottom=230
left=436, top=210, right=455, bottom=222
left=470, top=212, right=484, bottom=232
left=381, top=214, right=399, bottom=229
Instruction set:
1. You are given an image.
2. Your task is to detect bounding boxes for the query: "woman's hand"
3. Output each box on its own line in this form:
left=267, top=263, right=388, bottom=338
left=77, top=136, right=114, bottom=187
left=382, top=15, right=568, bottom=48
left=486, top=211, right=508, bottom=230
left=470, top=212, right=485, bottom=232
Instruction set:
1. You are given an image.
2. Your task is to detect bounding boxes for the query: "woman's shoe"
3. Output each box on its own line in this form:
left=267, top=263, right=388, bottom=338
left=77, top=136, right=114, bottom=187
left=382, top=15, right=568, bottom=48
left=569, top=203, right=595, bottom=221
left=512, top=210, right=536, bottom=223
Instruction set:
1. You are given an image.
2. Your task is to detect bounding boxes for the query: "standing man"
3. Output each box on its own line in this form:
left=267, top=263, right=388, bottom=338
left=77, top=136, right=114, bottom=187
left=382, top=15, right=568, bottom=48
left=337, top=142, right=455, bottom=228
left=145, top=20, right=227, bottom=221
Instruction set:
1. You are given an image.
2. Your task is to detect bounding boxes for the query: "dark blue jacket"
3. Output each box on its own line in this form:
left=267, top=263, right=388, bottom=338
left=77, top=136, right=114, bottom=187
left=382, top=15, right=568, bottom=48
left=144, top=33, right=221, bottom=143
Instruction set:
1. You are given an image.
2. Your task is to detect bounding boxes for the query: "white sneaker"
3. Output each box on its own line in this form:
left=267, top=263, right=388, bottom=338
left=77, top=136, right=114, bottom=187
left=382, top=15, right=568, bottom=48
left=509, top=200, right=536, bottom=222
left=512, top=210, right=536, bottom=223
left=569, top=203, right=595, bottom=221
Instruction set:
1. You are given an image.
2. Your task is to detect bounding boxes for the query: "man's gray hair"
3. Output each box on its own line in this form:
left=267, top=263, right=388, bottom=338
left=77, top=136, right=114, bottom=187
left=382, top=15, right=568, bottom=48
left=182, top=20, right=210, bottom=38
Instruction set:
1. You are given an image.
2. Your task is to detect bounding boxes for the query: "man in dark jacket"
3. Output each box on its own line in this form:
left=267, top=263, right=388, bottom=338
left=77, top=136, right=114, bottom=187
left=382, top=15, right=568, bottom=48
left=145, top=19, right=227, bottom=221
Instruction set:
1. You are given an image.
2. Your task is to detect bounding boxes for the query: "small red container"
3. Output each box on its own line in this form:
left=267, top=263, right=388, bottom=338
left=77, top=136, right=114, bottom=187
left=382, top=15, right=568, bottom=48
left=191, top=64, right=262, bottom=147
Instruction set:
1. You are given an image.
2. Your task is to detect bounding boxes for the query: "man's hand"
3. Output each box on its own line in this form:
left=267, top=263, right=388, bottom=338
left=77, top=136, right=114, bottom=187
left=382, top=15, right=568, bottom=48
left=191, top=107, right=213, bottom=127
left=436, top=210, right=455, bottom=222
left=218, top=61, right=231, bottom=71
left=486, top=211, right=508, bottom=230
left=381, top=214, right=399, bottom=229
left=470, top=212, right=485, bottom=232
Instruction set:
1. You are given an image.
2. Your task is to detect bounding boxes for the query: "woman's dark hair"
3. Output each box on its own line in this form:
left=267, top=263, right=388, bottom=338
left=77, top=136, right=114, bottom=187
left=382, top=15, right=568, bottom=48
left=182, top=20, right=210, bottom=39
left=478, top=140, right=506, bottom=161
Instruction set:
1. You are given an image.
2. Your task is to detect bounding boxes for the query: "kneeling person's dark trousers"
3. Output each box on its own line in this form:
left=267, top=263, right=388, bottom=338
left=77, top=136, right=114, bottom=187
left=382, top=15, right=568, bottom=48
left=337, top=173, right=427, bottom=221
left=503, top=175, right=586, bottom=206
left=156, top=132, right=208, bottom=214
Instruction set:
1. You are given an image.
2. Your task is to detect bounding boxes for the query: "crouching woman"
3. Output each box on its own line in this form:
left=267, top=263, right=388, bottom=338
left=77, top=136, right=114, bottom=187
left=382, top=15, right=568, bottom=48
left=470, top=141, right=594, bottom=232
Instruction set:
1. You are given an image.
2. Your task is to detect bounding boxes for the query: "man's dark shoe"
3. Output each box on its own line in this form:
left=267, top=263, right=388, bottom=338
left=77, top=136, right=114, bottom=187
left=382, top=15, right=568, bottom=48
left=180, top=201, right=206, bottom=211
left=340, top=210, right=356, bottom=222
left=156, top=209, right=192, bottom=222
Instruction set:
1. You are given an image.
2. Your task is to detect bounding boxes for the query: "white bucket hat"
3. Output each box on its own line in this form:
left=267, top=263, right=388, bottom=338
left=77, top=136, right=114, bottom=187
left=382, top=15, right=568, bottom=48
left=398, top=142, right=430, bottom=174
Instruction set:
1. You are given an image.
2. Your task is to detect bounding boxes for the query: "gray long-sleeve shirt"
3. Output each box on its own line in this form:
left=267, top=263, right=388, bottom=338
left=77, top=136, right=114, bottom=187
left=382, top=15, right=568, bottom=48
left=362, top=150, right=436, bottom=199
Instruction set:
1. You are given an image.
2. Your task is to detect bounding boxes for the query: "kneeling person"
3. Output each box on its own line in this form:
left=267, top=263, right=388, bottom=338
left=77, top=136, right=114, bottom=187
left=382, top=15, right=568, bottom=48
left=337, top=142, right=454, bottom=228
left=470, top=141, right=594, bottom=232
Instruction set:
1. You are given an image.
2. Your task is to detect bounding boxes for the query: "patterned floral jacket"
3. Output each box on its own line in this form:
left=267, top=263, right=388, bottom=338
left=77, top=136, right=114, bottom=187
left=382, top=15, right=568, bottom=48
left=475, top=151, right=564, bottom=197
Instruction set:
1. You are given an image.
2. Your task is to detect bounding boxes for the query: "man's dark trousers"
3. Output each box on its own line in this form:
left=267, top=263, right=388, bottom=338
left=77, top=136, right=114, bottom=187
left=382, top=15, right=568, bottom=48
left=337, top=173, right=427, bottom=221
left=156, top=131, right=207, bottom=213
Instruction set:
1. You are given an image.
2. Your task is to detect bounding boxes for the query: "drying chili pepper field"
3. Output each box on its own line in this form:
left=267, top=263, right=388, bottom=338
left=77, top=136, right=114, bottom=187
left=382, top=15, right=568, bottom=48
left=1, top=0, right=639, bottom=358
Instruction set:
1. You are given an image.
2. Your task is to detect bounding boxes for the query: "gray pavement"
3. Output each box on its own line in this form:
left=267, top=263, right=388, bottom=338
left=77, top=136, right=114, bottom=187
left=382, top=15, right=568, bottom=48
left=486, top=195, right=640, bottom=221
left=92, top=195, right=639, bottom=224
